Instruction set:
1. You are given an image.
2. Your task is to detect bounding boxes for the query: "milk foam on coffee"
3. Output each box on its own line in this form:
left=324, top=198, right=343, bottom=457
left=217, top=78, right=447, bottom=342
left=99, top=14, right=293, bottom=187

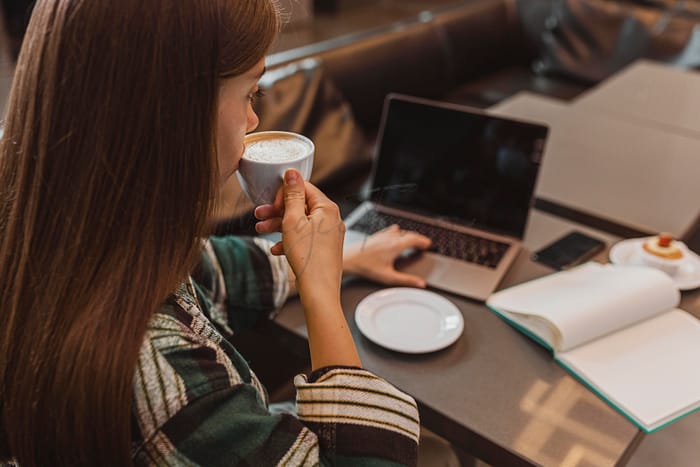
left=244, top=137, right=308, bottom=162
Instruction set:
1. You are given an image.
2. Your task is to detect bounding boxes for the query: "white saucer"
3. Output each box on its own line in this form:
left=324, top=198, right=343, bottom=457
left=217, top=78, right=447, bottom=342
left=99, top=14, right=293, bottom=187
left=354, top=288, right=464, bottom=353
left=609, top=238, right=700, bottom=290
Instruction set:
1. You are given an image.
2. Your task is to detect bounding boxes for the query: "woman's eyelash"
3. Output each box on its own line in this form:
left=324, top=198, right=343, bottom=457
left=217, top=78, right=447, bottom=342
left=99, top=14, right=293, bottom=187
left=250, top=89, right=265, bottom=101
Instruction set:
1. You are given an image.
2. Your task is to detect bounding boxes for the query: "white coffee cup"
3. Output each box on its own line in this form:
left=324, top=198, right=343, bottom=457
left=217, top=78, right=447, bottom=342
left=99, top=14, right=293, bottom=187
left=236, top=131, right=314, bottom=205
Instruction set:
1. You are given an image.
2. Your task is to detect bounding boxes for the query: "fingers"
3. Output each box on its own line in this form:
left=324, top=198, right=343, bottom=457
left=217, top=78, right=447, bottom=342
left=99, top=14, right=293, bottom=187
left=255, top=217, right=282, bottom=234
left=254, top=203, right=282, bottom=220
left=375, top=224, right=431, bottom=250
left=398, top=231, right=432, bottom=250
left=281, top=170, right=339, bottom=229
left=385, top=270, right=427, bottom=288
left=379, top=224, right=400, bottom=233
left=256, top=170, right=306, bottom=234
left=302, top=180, right=337, bottom=213
left=254, top=203, right=283, bottom=234
left=270, top=241, right=284, bottom=256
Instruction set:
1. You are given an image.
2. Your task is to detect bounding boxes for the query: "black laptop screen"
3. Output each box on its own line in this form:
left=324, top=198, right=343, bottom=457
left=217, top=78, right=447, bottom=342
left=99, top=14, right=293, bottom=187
left=370, top=96, right=548, bottom=239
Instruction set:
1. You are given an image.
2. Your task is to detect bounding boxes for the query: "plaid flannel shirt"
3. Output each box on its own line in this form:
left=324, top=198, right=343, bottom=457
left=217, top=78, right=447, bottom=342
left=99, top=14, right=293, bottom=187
left=131, top=236, right=420, bottom=466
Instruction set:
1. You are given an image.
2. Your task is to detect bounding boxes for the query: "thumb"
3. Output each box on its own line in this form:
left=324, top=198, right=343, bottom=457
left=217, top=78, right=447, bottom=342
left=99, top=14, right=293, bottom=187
left=282, top=169, right=306, bottom=221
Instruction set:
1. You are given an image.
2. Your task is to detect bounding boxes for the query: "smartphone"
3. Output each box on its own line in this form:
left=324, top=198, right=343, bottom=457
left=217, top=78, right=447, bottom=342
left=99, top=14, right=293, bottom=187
left=531, top=231, right=606, bottom=270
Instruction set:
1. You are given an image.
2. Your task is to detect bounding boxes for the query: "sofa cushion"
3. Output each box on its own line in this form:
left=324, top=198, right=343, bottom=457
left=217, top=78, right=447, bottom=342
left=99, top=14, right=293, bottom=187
left=527, top=0, right=700, bottom=84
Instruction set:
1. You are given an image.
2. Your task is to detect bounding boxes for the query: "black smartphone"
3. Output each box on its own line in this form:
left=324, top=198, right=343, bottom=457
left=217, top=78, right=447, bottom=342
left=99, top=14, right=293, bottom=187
left=531, top=231, right=606, bottom=270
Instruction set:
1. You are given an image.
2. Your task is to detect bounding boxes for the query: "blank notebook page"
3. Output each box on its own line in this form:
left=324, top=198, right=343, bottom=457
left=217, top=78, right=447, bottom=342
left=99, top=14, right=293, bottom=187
left=559, top=309, right=700, bottom=428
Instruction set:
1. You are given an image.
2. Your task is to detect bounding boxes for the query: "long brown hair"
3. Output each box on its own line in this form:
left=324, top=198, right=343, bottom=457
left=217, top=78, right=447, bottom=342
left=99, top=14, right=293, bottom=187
left=0, top=0, right=279, bottom=464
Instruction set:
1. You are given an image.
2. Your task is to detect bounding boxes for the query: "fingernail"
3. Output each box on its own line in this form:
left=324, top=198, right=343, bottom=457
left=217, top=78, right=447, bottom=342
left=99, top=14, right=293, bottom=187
left=284, top=169, right=298, bottom=184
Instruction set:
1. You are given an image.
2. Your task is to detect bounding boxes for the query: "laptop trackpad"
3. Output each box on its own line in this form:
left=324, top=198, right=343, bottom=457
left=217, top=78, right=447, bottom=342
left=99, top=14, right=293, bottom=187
left=397, top=253, right=449, bottom=282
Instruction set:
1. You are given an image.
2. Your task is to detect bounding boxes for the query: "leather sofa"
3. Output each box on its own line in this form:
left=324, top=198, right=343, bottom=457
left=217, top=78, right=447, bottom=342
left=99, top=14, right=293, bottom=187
left=216, top=0, right=700, bottom=235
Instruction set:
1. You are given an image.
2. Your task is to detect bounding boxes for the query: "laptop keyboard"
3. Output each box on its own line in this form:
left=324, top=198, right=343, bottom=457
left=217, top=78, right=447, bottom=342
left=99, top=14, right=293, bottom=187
left=350, top=210, right=511, bottom=269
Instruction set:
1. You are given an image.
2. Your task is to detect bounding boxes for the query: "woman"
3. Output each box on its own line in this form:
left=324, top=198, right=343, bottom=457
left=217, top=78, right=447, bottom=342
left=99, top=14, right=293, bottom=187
left=0, top=0, right=432, bottom=465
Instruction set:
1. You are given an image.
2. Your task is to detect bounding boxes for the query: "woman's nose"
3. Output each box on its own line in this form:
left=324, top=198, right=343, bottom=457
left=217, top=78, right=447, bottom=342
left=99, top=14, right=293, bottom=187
left=247, top=107, right=259, bottom=133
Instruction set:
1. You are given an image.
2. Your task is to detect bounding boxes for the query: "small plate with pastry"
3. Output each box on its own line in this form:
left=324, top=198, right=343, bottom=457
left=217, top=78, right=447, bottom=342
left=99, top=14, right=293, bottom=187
left=609, top=233, right=700, bottom=290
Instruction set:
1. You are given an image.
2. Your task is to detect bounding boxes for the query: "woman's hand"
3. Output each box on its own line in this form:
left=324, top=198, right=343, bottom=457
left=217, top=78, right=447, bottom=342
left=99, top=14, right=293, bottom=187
left=255, top=169, right=360, bottom=370
left=343, top=225, right=432, bottom=288
left=255, top=182, right=432, bottom=290
left=254, top=169, right=345, bottom=298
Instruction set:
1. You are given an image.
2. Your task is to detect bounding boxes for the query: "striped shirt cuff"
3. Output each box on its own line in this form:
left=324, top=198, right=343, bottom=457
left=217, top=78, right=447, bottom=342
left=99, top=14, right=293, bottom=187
left=294, top=367, right=420, bottom=444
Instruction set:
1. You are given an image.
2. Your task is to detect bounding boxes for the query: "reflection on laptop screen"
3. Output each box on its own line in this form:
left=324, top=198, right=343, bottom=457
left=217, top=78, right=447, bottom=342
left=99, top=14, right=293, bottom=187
left=371, top=96, right=547, bottom=239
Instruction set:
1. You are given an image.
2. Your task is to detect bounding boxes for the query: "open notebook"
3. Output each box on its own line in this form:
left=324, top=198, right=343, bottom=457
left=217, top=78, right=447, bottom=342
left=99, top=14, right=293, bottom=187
left=486, top=262, right=700, bottom=432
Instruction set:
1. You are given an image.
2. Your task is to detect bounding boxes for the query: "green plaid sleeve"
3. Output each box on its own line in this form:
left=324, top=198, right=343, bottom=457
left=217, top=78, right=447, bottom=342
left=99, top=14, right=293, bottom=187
left=193, top=236, right=290, bottom=334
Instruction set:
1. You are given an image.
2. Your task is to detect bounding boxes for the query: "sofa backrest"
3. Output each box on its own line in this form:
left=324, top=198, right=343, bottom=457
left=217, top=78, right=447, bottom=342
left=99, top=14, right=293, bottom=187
left=266, top=0, right=532, bottom=134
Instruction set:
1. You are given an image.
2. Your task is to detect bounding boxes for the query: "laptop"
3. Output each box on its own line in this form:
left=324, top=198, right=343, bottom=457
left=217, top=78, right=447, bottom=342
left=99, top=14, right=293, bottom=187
left=344, top=94, right=549, bottom=300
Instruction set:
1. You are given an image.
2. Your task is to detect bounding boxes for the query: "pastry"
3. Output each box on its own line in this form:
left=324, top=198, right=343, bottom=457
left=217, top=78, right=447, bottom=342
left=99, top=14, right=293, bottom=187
left=642, top=233, right=684, bottom=260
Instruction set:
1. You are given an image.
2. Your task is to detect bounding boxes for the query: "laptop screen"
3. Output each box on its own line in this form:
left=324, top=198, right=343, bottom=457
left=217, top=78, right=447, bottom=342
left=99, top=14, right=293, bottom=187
left=370, top=95, right=548, bottom=239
